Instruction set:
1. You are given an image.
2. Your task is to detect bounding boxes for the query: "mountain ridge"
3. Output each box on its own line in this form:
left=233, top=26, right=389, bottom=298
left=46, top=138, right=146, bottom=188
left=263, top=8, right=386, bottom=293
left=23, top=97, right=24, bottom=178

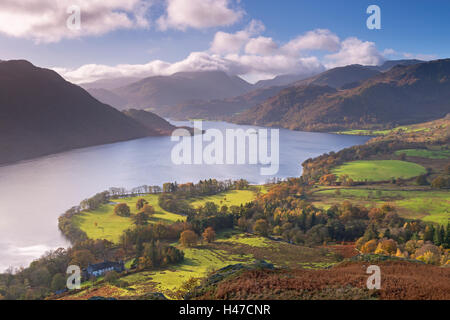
left=0, top=60, right=178, bottom=165
left=232, top=59, right=450, bottom=131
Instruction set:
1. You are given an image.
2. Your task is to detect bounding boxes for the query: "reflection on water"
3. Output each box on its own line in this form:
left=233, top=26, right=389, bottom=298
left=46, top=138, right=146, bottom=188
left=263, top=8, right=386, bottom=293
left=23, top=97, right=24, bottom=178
left=0, top=121, right=369, bottom=271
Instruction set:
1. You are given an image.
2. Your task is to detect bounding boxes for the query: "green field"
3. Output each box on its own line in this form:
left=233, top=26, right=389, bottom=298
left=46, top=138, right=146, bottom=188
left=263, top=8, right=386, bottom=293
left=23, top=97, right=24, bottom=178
left=72, top=194, right=186, bottom=243
left=189, top=187, right=264, bottom=208
left=335, top=125, right=431, bottom=136
left=123, top=246, right=252, bottom=298
left=73, top=188, right=264, bottom=243
left=332, top=160, right=427, bottom=182
left=312, top=188, right=450, bottom=225
left=395, top=148, right=450, bottom=159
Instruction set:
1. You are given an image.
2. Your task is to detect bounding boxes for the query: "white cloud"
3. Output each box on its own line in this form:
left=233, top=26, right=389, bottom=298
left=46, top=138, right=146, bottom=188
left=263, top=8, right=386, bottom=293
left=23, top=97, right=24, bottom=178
left=210, top=30, right=249, bottom=54
left=57, top=52, right=243, bottom=83
left=0, top=0, right=151, bottom=43
left=325, top=37, right=384, bottom=68
left=245, top=37, right=278, bottom=55
left=157, top=0, right=243, bottom=31
left=54, top=27, right=393, bottom=85
left=282, top=29, right=340, bottom=56
left=210, top=19, right=264, bottom=54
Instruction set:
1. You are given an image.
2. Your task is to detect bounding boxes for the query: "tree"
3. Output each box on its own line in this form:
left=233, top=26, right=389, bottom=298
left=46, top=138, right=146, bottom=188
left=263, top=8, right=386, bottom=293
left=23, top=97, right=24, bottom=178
left=424, top=225, right=435, bottom=242
left=431, top=176, right=450, bottom=189
left=254, top=219, right=270, bottom=236
left=51, top=273, right=66, bottom=292
left=319, top=174, right=337, bottom=186
left=142, top=204, right=155, bottom=216
left=445, top=223, right=450, bottom=248
left=180, top=230, right=198, bottom=247
left=415, top=174, right=429, bottom=186
left=237, top=217, right=248, bottom=232
left=70, top=249, right=95, bottom=268
left=202, top=227, right=216, bottom=243
left=203, top=202, right=218, bottom=216
left=133, top=211, right=150, bottom=226
left=374, top=239, right=397, bottom=255
left=104, top=271, right=120, bottom=283
left=361, top=239, right=378, bottom=254
left=136, top=198, right=148, bottom=210
left=114, top=203, right=131, bottom=217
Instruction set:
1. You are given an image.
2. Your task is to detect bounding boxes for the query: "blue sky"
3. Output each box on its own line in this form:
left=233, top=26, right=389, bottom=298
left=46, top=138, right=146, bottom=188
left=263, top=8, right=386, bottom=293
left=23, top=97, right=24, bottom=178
left=0, top=0, right=447, bottom=83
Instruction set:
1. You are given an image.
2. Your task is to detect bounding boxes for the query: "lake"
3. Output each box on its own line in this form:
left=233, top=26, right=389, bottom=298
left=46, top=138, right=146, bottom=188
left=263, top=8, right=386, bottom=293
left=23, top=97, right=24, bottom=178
left=0, top=121, right=370, bottom=271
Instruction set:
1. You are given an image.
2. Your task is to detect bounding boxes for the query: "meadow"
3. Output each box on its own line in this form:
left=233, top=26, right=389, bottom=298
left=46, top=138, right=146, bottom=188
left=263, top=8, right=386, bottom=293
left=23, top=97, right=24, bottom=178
left=311, top=188, right=449, bottom=225
left=331, top=160, right=427, bottom=182
left=395, top=148, right=450, bottom=159
left=335, top=124, right=431, bottom=136
left=189, top=186, right=266, bottom=208
left=72, top=187, right=265, bottom=243
left=72, top=194, right=186, bottom=243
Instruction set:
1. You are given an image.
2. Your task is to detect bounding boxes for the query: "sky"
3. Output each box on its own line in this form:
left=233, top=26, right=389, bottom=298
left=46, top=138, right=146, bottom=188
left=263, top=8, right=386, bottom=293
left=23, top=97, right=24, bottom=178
left=0, top=0, right=448, bottom=84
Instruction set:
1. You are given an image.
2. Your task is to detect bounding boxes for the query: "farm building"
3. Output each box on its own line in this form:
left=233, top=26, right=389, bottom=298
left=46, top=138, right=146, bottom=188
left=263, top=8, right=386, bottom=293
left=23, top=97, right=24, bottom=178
left=85, top=261, right=125, bottom=278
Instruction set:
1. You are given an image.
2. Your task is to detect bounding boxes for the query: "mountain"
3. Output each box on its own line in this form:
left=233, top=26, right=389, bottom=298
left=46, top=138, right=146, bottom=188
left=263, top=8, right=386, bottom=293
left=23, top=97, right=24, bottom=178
left=294, top=64, right=381, bottom=89
left=253, top=70, right=323, bottom=89
left=160, top=85, right=287, bottom=120
left=0, top=60, right=174, bottom=165
left=161, top=65, right=381, bottom=120
left=80, top=76, right=143, bottom=90
left=115, top=71, right=254, bottom=112
left=87, top=88, right=130, bottom=110
left=233, top=59, right=450, bottom=131
left=123, top=109, right=176, bottom=135
left=372, top=59, right=424, bottom=72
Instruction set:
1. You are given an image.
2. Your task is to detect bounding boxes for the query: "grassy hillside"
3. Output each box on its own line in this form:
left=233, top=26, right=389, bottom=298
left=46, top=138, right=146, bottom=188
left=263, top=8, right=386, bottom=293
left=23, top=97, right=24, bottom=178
left=61, top=231, right=340, bottom=300
left=189, top=186, right=266, bottom=208
left=311, top=187, right=449, bottom=225
left=72, top=194, right=186, bottom=243
left=331, top=160, right=427, bottom=182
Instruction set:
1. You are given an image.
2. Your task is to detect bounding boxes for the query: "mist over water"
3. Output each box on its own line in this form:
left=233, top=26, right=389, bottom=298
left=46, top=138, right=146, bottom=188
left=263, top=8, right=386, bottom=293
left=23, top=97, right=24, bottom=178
left=0, top=121, right=370, bottom=271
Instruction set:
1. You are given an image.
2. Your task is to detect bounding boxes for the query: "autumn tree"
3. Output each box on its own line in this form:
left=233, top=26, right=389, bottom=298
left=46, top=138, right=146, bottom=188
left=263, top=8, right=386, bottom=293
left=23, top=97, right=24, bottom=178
left=237, top=217, right=249, bottom=232
left=374, top=239, right=398, bottom=255
left=361, top=239, right=378, bottom=254
left=180, top=230, right=198, bottom=247
left=202, top=227, right=216, bottom=243
left=142, top=204, right=155, bottom=216
left=319, top=174, right=337, bottom=186
left=70, top=249, right=95, bottom=268
left=136, top=198, right=148, bottom=210
left=254, top=219, right=270, bottom=236
left=133, top=211, right=150, bottom=226
left=114, top=203, right=131, bottom=217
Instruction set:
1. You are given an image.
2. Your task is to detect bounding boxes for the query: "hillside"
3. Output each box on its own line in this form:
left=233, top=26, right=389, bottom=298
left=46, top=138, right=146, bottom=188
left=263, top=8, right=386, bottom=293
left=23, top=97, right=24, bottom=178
left=188, top=259, right=450, bottom=300
left=87, top=88, right=129, bottom=110
left=294, top=64, right=381, bottom=89
left=0, top=60, right=173, bottom=165
left=123, top=109, right=177, bottom=135
left=160, top=85, right=287, bottom=120
left=115, top=71, right=254, bottom=112
left=253, top=70, right=322, bottom=89
left=159, top=65, right=380, bottom=120
left=233, top=59, right=450, bottom=131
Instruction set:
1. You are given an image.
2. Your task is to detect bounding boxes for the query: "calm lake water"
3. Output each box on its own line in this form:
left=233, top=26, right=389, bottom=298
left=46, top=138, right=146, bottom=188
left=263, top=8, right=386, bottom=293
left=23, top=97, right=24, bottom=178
left=0, top=121, right=369, bottom=271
